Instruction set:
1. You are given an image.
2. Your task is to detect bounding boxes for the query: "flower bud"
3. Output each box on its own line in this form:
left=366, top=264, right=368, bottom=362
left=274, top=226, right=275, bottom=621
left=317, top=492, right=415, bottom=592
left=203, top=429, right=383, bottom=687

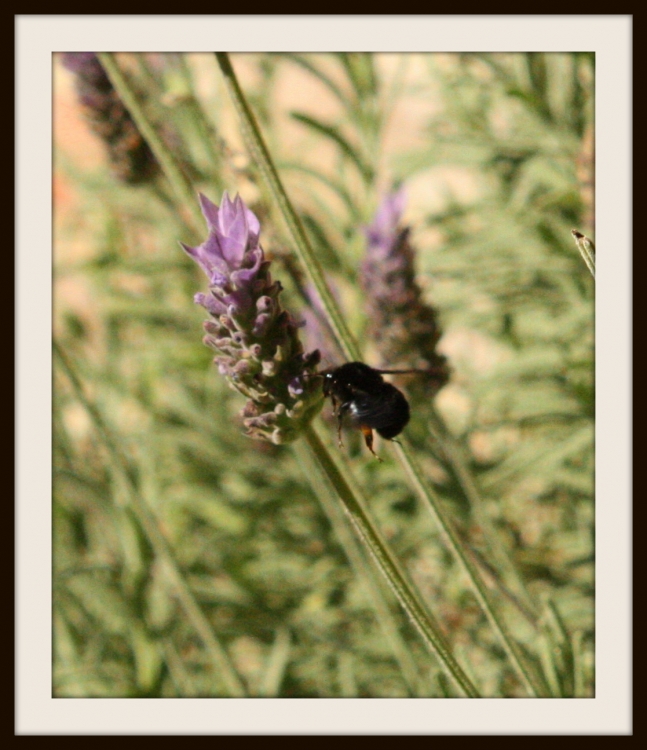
left=181, top=193, right=324, bottom=443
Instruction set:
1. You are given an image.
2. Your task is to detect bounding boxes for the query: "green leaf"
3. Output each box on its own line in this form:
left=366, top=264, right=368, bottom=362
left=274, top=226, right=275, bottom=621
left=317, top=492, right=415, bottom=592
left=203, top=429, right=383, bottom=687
left=290, top=111, right=374, bottom=183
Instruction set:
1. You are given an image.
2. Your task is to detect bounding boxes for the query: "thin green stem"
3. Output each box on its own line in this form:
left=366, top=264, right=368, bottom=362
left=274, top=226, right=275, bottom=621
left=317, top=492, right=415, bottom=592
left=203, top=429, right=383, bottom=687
left=427, top=405, right=539, bottom=620
left=54, top=341, right=246, bottom=697
left=394, top=437, right=546, bottom=697
left=97, top=53, right=204, bottom=234
left=294, top=440, right=424, bottom=695
left=175, top=54, right=227, bottom=187
left=303, top=425, right=480, bottom=698
left=215, top=52, right=361, bottom=363
left=571, top=230, right=596, bottom=278
left=216, top=51, right=544, bottom=697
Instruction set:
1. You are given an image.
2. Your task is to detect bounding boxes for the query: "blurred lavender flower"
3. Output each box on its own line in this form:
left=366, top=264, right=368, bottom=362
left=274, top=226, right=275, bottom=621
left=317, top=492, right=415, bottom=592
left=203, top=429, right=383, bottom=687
left=61, top=52, right=158, bottom=185
left=362, top=189, right=450, bottom=396
left=298, top=283, right=341, bottom=367
left=181, top=193, right=324, bottom=444
left=278, top=252, right=340, bottom=366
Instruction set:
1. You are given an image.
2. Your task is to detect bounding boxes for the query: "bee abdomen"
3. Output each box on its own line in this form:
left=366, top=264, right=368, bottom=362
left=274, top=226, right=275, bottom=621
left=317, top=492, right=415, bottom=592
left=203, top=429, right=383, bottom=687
left=376, top=420, right=408, bottom=440
left=360, top=386, right=410, bottom=438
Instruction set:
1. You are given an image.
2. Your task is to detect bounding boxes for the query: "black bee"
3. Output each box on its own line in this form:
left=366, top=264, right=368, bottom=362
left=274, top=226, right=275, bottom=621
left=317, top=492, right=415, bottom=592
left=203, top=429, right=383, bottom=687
left=322, top=361, right=420, bottom=460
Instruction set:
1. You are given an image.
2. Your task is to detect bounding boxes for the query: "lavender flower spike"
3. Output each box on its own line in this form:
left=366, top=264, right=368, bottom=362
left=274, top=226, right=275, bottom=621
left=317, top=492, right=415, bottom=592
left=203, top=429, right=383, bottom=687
left=61, top=53, right=158, bottom=185
left=181, top=193, right=324, bottom=444
left=362, top=188, right=450, bottom=396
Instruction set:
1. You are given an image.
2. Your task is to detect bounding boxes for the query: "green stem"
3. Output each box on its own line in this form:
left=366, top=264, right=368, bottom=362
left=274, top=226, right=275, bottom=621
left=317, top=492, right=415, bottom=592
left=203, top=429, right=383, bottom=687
left=304, top=425, right=480, bottom=698
left=428, top=405, right=539, bottom=620
left=571, top=230, right=596, bottom=278
left=97, top=53, right=204, bottom=233
left=215, top=52, right=361, bottom=363
left=395, top=437, right=545, bottom=697
left=216, top=51, right=544, bottom=697
left=294, top=440, right=424, bottom=695
left=54, top=341, right=246, bottom=697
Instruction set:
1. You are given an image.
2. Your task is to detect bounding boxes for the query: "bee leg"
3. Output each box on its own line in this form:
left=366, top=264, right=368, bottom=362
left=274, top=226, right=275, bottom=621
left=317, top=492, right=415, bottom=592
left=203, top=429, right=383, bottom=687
left=329, top=395, right=343, bottom=447
left=336, top=414, right=344, bottom=448
left=335, top=400, right=350, bottom=448
left=360, top=425, right=383, bottom=462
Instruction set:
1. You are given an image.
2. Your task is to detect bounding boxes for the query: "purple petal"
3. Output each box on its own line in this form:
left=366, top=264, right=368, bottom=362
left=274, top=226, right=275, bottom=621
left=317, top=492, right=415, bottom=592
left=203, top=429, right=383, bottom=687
left=218, top=234, right=247, bottom=268
left=222, top=288, right=252, bottom=316
left=218, top=192, right=237, bottom=232
left=194, top=193, right=264, bottom=271
left=218, top=193, right=246, bottom=240
left=194, top=292, right=227, bottom=316
left=198, top=193, right=221, bottom=231
left=365, top=189, right=407, bottom=246
left=210, top=271, right=229, bottom=288
left=230, top=248, right=263, bottom=287
left=181, top=239, right=227, bottom=280
left=218, top=195, right=250, bottom=266
left=243, top=205, right=260, bottom=242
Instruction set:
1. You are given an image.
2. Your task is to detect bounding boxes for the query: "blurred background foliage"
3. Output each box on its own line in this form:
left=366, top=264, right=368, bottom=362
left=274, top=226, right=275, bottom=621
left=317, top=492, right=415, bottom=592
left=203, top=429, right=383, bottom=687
left=54, top=52, right=594, bottom=697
